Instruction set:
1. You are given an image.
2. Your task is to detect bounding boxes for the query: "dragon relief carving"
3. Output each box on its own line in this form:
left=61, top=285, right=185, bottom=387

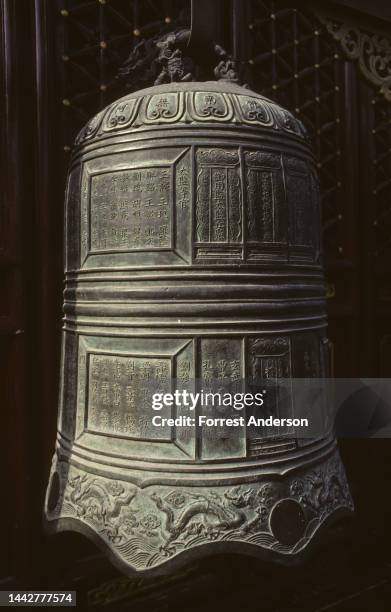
left=289, top=454, right=353, bottom=515
left=47, top=452, right=352, bottom=570
left=151, top=483, right=277, bottom=553
left=65, top=474, right=139, bottom=544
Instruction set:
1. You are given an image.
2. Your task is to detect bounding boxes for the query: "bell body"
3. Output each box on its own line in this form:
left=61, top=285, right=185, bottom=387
left=45, top=81, right=353, bottom=574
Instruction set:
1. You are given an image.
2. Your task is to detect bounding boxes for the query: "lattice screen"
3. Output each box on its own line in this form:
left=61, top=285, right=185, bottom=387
left=247, top=1, right=346, bottom=262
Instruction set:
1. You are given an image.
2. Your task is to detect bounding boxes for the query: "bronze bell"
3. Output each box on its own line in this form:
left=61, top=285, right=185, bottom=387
left=44, top=78, right=353, bottom=575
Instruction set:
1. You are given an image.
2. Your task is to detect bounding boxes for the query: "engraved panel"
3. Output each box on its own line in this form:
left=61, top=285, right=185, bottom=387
left=89, top=167, right=172, bottom=253
left=74, top=336, right=196, bottom=460
left=57, top=332, right=77, bottom=441
left=288, top=176, right=311, bottom=246
left=65, top=167, right=81, bottom=272
left=175, top=151, right=192, bottom=263
left=87, top=353, right=172, bottom=440
left=247, top=337, right=294, bottom=454
left=292, top=333, right=322, bottom=378
left=173, top=340, right=195, bottom=456
left=245, top=151, right=287, bottom=246
left=195, top=148, right=242, bottom=259
left=284, top=157, right=314, bottom=254
left=292, top=333, right=329, bottom=447
left=199, top=338, right=246, bottom=460
left=80, top=147, right=191, bottom=268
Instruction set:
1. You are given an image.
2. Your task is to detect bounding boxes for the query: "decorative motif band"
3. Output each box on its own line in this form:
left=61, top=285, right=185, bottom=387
left=45, top=449, right=353, bottom=574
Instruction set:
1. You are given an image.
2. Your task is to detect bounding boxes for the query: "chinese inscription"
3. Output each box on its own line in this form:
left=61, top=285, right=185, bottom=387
left=199, top=338, right=245, bottom=459
left=87, top=354, right=172, bottom=439
left=89, top=167, right=172, bottom=252
left=176, top=162, right=190, bottom=211
left=196, top=149, right=241, bottom=243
